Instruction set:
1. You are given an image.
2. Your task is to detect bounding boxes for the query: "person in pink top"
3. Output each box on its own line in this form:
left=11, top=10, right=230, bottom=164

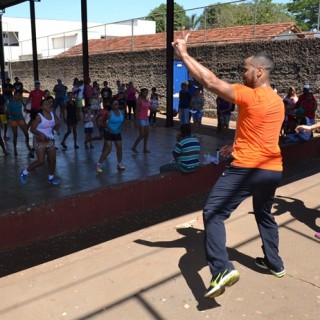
left=132, top=88, right=151, bottom=153
left=126, top=81, right=139, bottom=120
left=84, top=78, right=93, bottom=107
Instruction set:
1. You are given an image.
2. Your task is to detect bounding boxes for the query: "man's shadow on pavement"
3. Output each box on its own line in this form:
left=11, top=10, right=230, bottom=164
left=273, top=195, right=320, bottom=234
left=135, top=227, right=259, bottom=311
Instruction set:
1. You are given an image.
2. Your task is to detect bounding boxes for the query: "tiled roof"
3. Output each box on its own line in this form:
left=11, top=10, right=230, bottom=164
left=56, top=22, right=305, bottom=58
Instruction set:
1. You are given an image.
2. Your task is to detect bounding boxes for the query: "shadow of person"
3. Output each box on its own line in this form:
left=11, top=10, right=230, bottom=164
left=135, top=227, right=218, bottom=310
left=135, top=227, right=261, bottom=311
left=273, top=195, right=320, bottom=233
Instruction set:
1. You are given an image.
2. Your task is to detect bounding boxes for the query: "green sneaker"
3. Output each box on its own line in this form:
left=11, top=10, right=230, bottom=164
left=204, top=269, right=240, bottom=298
left=255, top=257, right=286, bottom=278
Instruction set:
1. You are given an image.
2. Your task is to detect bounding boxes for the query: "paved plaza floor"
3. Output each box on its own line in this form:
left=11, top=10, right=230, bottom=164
left=0, top=115, right=233, bottom=213
left=0, top=115, right=319, bottom=319
left=0, top=167, right=319, bottom=319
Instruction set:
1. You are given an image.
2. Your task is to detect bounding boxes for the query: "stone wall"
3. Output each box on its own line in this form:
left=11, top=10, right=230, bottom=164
left=10, top=38, right=320, bottom=118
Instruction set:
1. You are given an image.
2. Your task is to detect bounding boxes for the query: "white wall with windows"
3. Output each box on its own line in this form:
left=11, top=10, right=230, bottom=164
left=1, top=16, right=156, bottom=64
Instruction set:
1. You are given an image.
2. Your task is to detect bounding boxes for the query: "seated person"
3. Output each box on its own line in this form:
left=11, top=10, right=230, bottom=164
left=216, top=96, right=233, bottom=133
left=160, top=123, right=200, bottom=173
left=286, top=109, right=312, bottom=143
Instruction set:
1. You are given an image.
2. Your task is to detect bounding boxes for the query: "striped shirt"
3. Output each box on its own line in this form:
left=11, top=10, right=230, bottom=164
left=172, top=136, right=200, bottom=173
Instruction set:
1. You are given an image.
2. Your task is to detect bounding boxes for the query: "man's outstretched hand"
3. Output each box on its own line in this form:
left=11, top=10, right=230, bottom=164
left=172, top=31, right=189, bottom=59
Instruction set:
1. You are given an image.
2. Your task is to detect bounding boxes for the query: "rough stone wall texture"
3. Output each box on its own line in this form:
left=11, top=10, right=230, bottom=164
left=10, top=38, right=320, bottom=118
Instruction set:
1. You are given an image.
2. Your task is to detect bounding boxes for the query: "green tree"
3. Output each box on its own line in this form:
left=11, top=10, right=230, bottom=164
left=146, top=2, right=189, bottom=33
left=287, top=0, right=319, bottom=30
left=200, top=3, right=254, bottom=28
left=199, top=0, right=295, bottom=29
left=185, top=13, right=202, bottom=30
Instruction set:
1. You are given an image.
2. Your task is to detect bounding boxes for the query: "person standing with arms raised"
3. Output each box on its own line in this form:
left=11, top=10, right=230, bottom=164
left=172, top=33, right=285, bottom=299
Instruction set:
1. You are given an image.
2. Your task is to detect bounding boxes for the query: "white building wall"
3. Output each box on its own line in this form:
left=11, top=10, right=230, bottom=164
left=2, top=17, right=156, bottom=62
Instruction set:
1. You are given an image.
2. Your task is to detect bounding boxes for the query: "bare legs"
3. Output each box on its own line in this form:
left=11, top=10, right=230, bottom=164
left=11, top=124, right=31, bottom=156
left=27, top=146, right=56, bottom=175
left=98, top=140, right=123, bottom=165
left=61, top=125, right=78, bottom=149
left=132, top=125, right=150, bottom=153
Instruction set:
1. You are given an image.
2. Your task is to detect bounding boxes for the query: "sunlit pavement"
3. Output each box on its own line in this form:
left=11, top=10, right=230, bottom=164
left=1, top=115, right=319, bottom=319
left=0, top=168, right=319, bottom=319
left=0, top=115, right=233, bottom=213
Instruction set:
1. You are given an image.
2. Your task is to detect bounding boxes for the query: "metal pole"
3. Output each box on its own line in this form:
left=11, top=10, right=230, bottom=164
left=81, top=0, right=89, bottom=82
left=131, top=19, right=134, bottom=49
left=204, top=7, right=207, bottom=40
left=318, top=0, right=320, bottom=31
left=166, top=0, right=174, bottom=127
left=253, top=0, right=257, bottom=38
left=29, top=0, right=39, bottom=81
left=0, top=12, right=6, bottom=88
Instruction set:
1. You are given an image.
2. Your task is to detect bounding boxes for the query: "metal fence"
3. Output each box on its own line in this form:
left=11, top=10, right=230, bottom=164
left=3, top=1, right=320, bottom=66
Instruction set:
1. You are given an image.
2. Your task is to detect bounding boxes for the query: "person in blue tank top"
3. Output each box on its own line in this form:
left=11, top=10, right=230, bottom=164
left=96, top=99, right=125, bottom=172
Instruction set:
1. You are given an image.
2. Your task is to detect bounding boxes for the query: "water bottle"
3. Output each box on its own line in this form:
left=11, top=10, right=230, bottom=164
left=216, top=148, right=220, bottom=164
left=203, top=152, right=210, bottom=164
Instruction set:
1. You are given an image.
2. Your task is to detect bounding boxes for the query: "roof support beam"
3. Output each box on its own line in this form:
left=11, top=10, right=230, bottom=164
left=166, top=0, right=174, bottom=127
left=0, top=1, right=29, bottom=11
left=81, top=0, right=89, bottom=83
left=0, top=12, right=6, bottom=87
left=29, top=0, right=39, bottom=81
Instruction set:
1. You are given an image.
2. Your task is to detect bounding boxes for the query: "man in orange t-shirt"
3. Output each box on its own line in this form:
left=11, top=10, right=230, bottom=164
left=173, top=33, right=285, bottom=300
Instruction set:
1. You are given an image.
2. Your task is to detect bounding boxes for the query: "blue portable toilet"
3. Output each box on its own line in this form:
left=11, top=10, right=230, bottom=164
left=173, top=61, right=189, bottom=111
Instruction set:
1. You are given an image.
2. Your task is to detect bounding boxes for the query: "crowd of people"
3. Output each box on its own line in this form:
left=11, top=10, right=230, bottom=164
left=283, top=84, right=318, bottom=143
left=0, top=77, right=164, bottom=185
left=0, top=76, right=318, bottom=181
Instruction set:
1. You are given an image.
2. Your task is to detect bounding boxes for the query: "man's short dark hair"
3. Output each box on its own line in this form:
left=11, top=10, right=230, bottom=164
left=252, top=51, right=275, bottom=72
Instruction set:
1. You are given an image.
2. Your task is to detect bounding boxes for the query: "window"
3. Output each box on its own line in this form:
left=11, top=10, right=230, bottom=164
left=52, top=34, right=77, bottom=49
left=2, top=31, right=19, bottom=46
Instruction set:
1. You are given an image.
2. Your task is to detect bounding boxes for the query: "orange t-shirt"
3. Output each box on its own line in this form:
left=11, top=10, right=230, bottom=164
left=232, top=84, right=284, bottom=171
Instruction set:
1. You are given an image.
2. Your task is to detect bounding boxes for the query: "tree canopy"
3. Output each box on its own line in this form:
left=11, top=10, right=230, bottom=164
left=146, top=1, right=303, bottom=33
left=200, top=0, right=295, bottom=29
left=146, top=2, right=189, bottom=33
left=287, top=0, right=319, bottom=30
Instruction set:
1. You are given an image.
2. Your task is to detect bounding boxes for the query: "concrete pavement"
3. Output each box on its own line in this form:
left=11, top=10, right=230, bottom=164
left=0, top=168, right=319, bottom=319
left=0, top=115, right=233, bottom=213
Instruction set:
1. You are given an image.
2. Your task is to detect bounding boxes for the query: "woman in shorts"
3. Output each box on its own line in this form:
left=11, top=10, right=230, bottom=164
left=96, top=99, right=125, bottom=173
left=19, top=99, right=60, bottom=185
left=7, top=91, right=32, bottom=156
left=131, top=88, right=151, bottom=153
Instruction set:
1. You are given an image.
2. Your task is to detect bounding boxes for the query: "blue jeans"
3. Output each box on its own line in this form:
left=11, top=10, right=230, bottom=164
left=203, top=165, right=284, bottom=276
left=179, top=108, right=190, bottom=125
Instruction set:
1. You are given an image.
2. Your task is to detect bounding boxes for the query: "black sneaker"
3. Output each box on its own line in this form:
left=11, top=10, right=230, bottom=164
left=255, top=257, right=286, bottom=278
left=204, top=269, right=240, bottom=299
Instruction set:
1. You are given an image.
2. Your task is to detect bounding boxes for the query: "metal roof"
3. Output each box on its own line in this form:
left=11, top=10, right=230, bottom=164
left=0, top=0, right=29, bottom=11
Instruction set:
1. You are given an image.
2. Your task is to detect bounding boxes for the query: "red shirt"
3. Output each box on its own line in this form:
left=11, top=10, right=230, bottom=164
left=296, top=93, right=317, bottom=119
left=29, top=89, right=44, bottom=110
